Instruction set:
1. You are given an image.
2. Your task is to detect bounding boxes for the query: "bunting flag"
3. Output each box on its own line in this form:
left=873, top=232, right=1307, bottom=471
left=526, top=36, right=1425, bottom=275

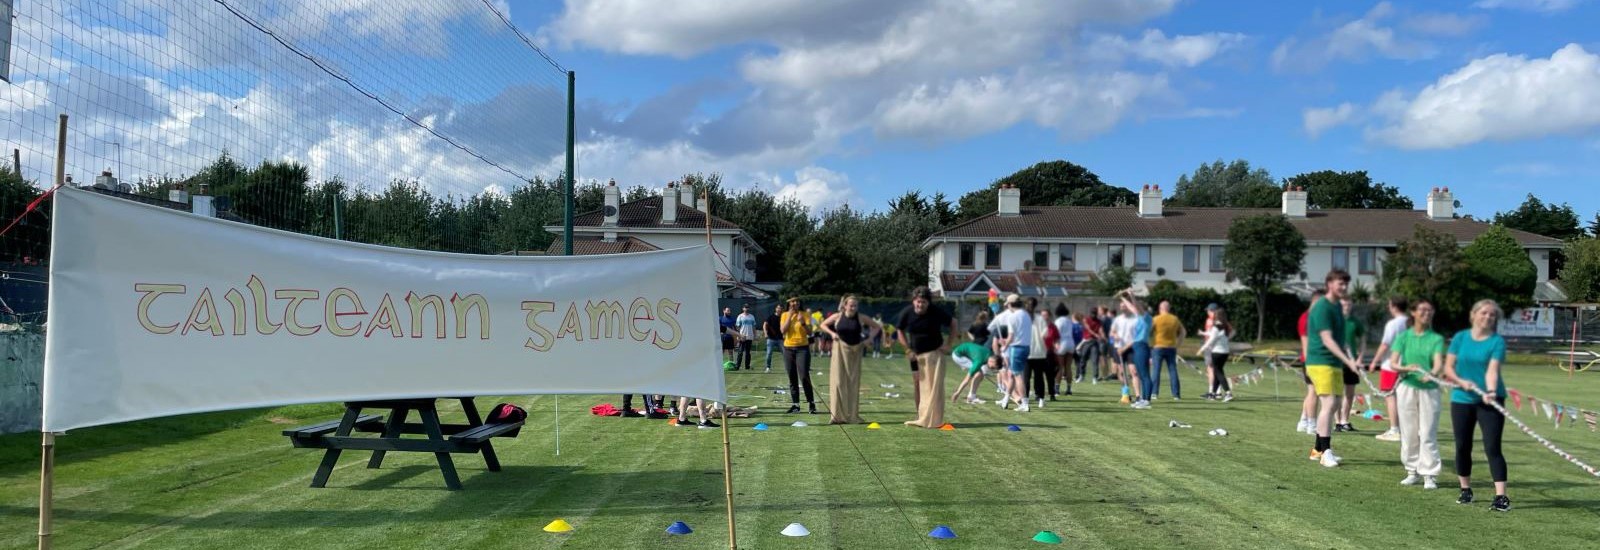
left=1511, top=389, right=1523, bottom=411
left=1543, top=402, right=1555, bottom=420
left=1530, top=397, right=1540, bottom=416
left=1584, top=410, right=1597, bottom=432
left=1555, top=405, right=1565, bottom=429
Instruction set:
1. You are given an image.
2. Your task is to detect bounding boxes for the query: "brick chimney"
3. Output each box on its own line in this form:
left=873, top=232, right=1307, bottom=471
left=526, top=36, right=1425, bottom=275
left=602, top=179, right=620, bottom=226
left=998, top=184, right=1021, bottom=217
left=1281, top=185, right=1308, bottom=218
left=1427, top=187, right=1455, bottom=220
left=1138, top=184, right=1163, bottom=218
left=661, top=182, right=679, bottom=224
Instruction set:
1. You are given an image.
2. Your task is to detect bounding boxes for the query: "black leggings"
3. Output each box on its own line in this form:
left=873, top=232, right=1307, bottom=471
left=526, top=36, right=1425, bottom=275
left=1207, top=352, right=1230, bottom=393
left=1028, top=357, right=1057, bottom=399
left=783, top=346, right=815, bottom=405
left=1451, top=400, right=1508, bottom=482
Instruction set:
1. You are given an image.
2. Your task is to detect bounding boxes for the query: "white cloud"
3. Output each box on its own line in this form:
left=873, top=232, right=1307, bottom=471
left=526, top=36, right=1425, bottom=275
left=1473, top=0, right=1583, bottom=13
left=1089, top=30, right=1247, bottom=67
left=1365, top=44, right=1600, bottom=149
left=1272, top=2, right=1437, bottom=71
left=873, top=71, right=1174, bottom=142
left=1303, top=102, right=1359, bottom=138
left=544, top=0, right=914, bottom=58
left=758, top=166, right=858, bottom=214
left=1492, top=162, right=1566, bottom=177
left=1403, top=12, right=1488, bottom=36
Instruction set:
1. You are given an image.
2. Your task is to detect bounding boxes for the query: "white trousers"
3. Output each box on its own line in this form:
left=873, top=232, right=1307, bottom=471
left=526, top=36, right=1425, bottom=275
left=1395, top=383, right=1443, bottom=476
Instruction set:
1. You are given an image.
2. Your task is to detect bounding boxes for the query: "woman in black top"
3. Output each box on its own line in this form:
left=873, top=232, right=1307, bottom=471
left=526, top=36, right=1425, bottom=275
left=763, top=304, right=784, bottom=372
left=897, top=287, right=957, bottom=428
left=822, top=294, right=881, bottom=424
left=969, top=311, right=992, bottom=347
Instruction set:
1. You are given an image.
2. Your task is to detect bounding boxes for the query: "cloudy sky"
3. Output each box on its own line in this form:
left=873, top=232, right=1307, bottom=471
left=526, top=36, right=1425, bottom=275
left=4, top=0, right=1599, bottom=220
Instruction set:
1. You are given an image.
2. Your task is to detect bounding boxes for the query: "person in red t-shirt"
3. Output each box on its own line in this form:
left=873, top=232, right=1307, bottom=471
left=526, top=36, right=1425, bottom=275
left=1295, top=290, right=1325, bottom=435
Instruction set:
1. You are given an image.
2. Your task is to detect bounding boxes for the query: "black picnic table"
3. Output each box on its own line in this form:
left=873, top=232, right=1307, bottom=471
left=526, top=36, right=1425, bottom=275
left=282, top=397, right=522, bottom=490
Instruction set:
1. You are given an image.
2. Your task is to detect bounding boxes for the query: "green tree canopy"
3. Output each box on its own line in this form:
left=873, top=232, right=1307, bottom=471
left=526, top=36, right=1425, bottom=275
left=1168, top=159, right=1280, bottom=208
left=1492, top=194, right=1583, bottom=240
left=1282, top=170, right=1413, bottom=209
left=1459, top=225, right=1537, bottom=314
left=1223, top=214, right=1307, bottom=341
left=956, top=160, right=1135, bottom=221
left=1559, top=238, right=1600, bottom=303
left=1377, top=226, right=1470, bottom=328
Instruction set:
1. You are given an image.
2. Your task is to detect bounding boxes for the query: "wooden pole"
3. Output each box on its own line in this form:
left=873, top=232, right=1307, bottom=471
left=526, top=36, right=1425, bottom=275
left=12, top=148, right=20, bottom=176
left=40, top=114, right=67, bottom=550
left=706, top=191, right=737, bottom=550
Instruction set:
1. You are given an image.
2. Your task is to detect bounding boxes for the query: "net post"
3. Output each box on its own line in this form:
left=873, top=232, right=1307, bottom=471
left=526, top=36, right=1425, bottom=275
left=563, top=70, right=575, bottom=256
left=38, top=432, right=56, bottom=550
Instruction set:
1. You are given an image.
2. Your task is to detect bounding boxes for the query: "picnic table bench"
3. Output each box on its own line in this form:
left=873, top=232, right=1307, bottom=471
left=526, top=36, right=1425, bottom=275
left=283, top=397, right=522, bottom=490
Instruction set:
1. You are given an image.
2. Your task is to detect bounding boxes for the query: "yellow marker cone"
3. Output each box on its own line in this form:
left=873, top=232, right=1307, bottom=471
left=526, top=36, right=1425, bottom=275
left=544, top=519, right=574, bottom=533
left=867, top=422, right=881, bottom=430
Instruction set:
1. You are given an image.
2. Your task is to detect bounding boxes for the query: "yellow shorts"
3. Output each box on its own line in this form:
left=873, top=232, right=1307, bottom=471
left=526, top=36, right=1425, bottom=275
left=1306, top=365, right=1341, bottom=396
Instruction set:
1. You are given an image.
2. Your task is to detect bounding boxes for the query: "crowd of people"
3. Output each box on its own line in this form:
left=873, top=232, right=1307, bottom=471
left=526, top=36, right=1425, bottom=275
left=613, top=269, right=1518, bottom=511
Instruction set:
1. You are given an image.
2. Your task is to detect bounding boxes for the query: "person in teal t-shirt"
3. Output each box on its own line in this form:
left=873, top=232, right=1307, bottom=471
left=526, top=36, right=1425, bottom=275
left=1388, top=299, right=1446, bottom=488
left=949, top=341, right=996, bottom=405
left=1443, top=299, right=1511, bottom=512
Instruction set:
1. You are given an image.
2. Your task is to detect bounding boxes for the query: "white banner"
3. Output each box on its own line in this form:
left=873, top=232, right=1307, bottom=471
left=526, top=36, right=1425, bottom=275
left=1499, top=307, right=1555, bottom=338
left=43, top=188, right=723, bottom=432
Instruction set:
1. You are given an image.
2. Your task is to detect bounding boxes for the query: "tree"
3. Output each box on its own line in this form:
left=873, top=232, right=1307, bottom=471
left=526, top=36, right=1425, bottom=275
left=0, top=167, right=49, bottom=263
left=1377, top=226, right=1469, bottom=323
left=1460, top=225, right=1537, bottom=312
left=1223, top=214, right=1307, bottom=341
left=1090, top=264, right=1135, bottom=295
left=718, top=188, right=813, bottom=283
left=1559, top=238, right=1600, bottom=303
left=1588, top=212, right=1600, bottom=238
left=955, top=160, right=1136, bottom=221
left=1283, top=170, right=1413, bottom=209
left=782, top=207, right=865, bottom=296
left=1492, top=194, right=1582, bottom=240
left=1168, top=159, right=1280, bottom=208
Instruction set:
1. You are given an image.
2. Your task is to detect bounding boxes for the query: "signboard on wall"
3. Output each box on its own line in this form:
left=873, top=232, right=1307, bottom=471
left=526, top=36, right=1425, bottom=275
left=1499, top=307, right=1555, bottom=338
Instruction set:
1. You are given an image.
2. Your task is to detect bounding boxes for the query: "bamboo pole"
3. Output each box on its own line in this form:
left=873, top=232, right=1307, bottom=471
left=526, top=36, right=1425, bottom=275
left=706, top=190, right=737, bottom=550
left=40, top=114, right=67, bottom=550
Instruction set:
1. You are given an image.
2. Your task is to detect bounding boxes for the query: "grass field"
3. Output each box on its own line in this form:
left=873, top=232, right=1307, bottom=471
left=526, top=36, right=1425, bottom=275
left=3, top=353, right=1599, bottom=549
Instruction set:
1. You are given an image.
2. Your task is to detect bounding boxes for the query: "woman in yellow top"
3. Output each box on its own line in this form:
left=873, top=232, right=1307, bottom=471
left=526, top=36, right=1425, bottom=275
left=781, top=298, right=817, bottom=414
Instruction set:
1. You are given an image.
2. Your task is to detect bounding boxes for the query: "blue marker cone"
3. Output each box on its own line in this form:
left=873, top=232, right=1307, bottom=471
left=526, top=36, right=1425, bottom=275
left=1007, top=424, right=1021, bottom=432
left=753, top=423, right=769, bottom=431
left=666, top=521, right=693, bottom=535
left=928, top=525, right=957, bottom=539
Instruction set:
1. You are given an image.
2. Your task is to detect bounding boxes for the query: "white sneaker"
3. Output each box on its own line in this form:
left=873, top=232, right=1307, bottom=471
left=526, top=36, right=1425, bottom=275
left=1400, top=474, right=1420, bottom=486
left=999, top=395, right=1010, bottom=409
left=1017, top=401, right=1031, bottom=412
left=1092, top=378, right=1099, bottom=385
left=1375, top=429, right=1401, bottom=442
left=1222, top=393, right=1234, bottom=403
left=1320, top=449, right=1342, bottom=468
left=968, top=397, right=986, bottom=405
left=1423, top=476, right=1438, bottom=490
left=1301, top=421, right=1317, bottom=435
left=1037, top=398, right=1045, bottom=409
left=1296, top=419, right=1310, bottom=434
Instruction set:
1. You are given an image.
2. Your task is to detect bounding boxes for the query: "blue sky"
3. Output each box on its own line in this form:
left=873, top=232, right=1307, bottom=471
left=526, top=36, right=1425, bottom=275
left=3, top=1, right=1596, bottom=224
left=515, top=0, right=1600, bottom=220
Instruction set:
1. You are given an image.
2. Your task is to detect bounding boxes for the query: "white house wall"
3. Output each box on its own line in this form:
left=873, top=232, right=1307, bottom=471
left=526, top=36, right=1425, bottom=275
left=932, top=240, right=1551, bottom=294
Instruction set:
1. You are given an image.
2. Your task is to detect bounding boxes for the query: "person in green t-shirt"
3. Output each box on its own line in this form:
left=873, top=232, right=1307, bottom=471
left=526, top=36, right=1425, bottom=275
left=1336, top=298, right=1368, bottom=433
left=1387, top=299, right=1445, bottom=489
left=1306, top=270, right=1362, bottom=468
left=949, top=342, right=997, bottom=405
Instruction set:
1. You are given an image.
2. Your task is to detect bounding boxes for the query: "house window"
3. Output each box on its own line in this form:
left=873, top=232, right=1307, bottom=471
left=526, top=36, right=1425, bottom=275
left=1133, top=245, right=1152, bottom=271
left=1107, top=244, right=1125, bottom=268
left=1209, top=245, right=1225, bottom=272
left=1359, top=247, right=1377, bottom=274
left=1033, top=244, right=1049, bottom=269
left=1331, top=247, right=1349, bottom=272
left=1183, top=245, right=1200, bottom=272
left=1058, top=244, right=1077, bottom=271
left=985, top=243, right=1001, bottom=269
left=958, top=243, right=974, bottom=269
